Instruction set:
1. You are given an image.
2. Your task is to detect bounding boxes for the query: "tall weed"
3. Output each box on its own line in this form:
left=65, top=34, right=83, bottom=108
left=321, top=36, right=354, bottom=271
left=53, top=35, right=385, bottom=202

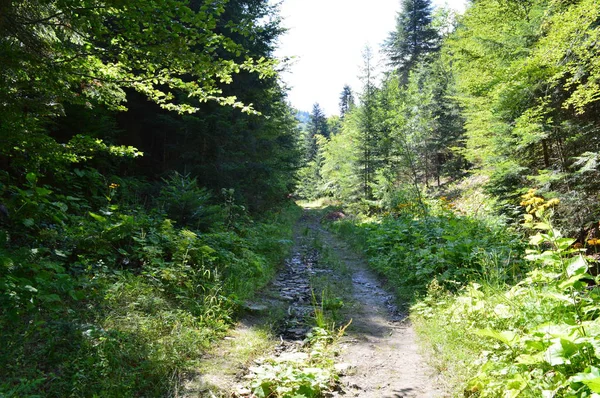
left=0, top=179, right=300, bottom=397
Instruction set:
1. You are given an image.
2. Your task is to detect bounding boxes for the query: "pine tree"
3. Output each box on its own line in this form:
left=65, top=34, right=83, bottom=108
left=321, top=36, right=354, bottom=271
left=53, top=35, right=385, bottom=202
left=356, top=46, right=379, bottom=199
left=306, top=103, right=329, bottom=161
left=339, top=85, right=355, bottom=119
left=297, top=104, right=329, bottom=200
left=384, top=0, right=439, bottom=82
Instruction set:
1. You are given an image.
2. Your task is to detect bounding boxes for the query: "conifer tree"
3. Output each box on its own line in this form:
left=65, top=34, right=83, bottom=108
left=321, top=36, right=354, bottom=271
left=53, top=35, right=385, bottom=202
left=306, top=103, right=329, bottom=161
left=384, top=0, right=439, bottom=82
left=339, top=85, right=355, bottom=118
left=356, top=46, right=379, bottom=199
left=296, top=104, right=329, bottom=200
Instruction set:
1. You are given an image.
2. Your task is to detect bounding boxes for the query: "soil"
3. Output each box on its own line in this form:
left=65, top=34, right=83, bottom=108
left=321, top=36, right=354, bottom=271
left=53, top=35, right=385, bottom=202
left=184, top=207, right=443, bottom=397
left=312, top=219, right=444, bottom=398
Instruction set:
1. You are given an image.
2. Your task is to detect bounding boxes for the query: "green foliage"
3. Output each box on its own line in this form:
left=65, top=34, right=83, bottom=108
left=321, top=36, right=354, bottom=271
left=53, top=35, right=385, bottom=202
left=0, top=183, right=300, bottom=396
left=412, top=191, right=600, bottom=397
left=339, top=85, right=355, bottom=118
left=447, top=0, right=600, bottom=226
left=246, top=327, right=339, bottom=398
left=330, top=198, right=524, bottom=301
left=384, top=0, right=439, bottom=80
left=0, top=0, right=299, bottom=396
left=307, top=46, right=464, bottom=209
left=319, top=111, right=362, bottom=202
left=158, top=172, right=217, bottom=228
left=296, top=134, right=329, bottom=201
left=0, top=0, right=276, bottom=116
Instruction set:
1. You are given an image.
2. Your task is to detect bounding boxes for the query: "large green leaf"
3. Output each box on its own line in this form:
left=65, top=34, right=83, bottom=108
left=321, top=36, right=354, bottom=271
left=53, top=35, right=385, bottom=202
left=544, top=338, right=582, bottom=366
left=474, top=329, right=519, bottom=347
left=566, top=255, right=588, bottom=277
left=572, top=367, right=600, bottom=393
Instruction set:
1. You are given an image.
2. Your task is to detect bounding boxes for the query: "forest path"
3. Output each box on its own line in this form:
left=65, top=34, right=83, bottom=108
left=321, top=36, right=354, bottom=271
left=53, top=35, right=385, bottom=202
left=303, top=209, right=443, bottom=398
left=183, top=206, right=442, bottom=397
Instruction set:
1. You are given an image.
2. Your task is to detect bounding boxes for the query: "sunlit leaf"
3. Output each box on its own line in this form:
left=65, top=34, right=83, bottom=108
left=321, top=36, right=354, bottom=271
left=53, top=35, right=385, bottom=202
left=566, top=255, right=588, bottom=277
left=474, top=329, right=519, bottom=346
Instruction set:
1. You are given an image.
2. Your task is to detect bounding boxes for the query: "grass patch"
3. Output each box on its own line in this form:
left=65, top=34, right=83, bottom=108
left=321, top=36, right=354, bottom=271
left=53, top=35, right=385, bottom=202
left=328, top=207, right=524, bottom=303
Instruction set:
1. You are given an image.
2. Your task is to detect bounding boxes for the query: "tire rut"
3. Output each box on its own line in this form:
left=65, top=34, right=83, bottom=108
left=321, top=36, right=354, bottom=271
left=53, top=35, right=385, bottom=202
left=306, top=215, right=444, bottom=398
left=183, top=208, right=443, bottom=397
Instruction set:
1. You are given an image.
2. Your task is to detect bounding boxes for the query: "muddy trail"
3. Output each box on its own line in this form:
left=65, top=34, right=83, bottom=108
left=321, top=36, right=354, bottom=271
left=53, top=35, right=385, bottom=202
left=185, top=208, right=442, bottom=397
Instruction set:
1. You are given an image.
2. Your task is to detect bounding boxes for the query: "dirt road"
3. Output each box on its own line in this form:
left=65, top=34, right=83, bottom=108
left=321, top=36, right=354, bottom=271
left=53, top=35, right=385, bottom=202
left=185, top=208, right=442, bottom=397
left=312, top=217, right=443, bottom=397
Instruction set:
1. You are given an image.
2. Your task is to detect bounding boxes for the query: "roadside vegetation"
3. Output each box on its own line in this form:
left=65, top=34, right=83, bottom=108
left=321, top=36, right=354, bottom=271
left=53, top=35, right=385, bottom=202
left=0, top=172, right=300, bottom=396
left=0, top=0, right=301, bottom=396
left=327, top=190, right=600, bottom=396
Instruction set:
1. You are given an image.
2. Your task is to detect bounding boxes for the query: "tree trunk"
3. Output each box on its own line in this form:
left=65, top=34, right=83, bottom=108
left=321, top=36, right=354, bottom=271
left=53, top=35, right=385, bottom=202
left=542, top=139, right=550, bottom=168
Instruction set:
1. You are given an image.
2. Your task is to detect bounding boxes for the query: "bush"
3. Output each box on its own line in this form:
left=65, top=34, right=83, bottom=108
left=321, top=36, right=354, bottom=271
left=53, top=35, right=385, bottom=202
left=412, top=191, right=600, bottom=397
left=330, top=203, right=524, bottom=302
left=0, top=175, right=300, bottom=397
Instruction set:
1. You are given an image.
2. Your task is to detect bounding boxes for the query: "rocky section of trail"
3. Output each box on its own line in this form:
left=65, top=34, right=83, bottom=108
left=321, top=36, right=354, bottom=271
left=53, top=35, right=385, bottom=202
left=270, top=249, right=316, bottom=340
left=183, top=209, right=443, bottom=397
left=182, top=215, right=329, bottom=397
left=309, top=219, right=444, bottom=398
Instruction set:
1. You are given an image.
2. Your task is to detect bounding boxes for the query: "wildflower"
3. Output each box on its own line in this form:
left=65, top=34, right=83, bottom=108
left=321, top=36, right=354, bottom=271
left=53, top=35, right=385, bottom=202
left=520, top=189, right=559, bottom=215
left=109, top=183, right=119, bottom=189
left=588, top=238, right=600, bottom=246
left=545, top=198, right=560, bottom=207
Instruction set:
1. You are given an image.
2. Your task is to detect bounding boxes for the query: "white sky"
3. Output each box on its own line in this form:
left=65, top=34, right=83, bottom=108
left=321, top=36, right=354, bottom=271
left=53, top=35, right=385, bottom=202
left=274, top=0, right=467, bottom=116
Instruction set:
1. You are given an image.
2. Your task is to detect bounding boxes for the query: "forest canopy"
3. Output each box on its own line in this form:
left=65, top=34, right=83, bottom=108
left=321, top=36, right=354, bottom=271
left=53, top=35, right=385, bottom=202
left=0, top=1, right=300, bottom=396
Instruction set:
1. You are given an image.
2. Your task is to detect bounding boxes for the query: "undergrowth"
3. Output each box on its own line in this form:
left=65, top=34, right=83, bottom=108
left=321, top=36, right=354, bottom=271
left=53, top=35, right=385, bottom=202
left=244, top=326, right=345, bottom=398
left=412, top=191, right=600, bottom=397
left=329, top=199, right=524, bottom=303
left=0, top=173, right=301, bottom=397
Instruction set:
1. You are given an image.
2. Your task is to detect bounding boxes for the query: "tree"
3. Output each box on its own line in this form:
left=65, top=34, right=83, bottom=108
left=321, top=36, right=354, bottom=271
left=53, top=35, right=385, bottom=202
left=105, top=0, right=299, bottom=211
left=306, top=103, right=329, bottom=160
left=384, top=0, right=439, bottom=82
left=448, top=0, right=600, bottom=229
left=356, top=46, right=379, bottom=199
left=327, top=115, right=343, bottom=136
left=0, top=0, right=276, bottom=114
left=320, top=117, right=362, bottom=201
left=339, top=85, right=355, bottom=118
left=0, top=0, right=279, bottom=177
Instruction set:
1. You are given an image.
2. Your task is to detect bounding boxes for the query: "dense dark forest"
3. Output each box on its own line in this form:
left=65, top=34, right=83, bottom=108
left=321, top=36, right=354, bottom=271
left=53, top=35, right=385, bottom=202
left=2, top=0, right=600, bottom=396
left=0, top=0, right=301, bottom=395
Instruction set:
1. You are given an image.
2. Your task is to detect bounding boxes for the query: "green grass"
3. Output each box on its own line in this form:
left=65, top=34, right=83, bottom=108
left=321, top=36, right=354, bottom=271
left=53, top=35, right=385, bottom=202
left=329, top=209, right=524, bottom=303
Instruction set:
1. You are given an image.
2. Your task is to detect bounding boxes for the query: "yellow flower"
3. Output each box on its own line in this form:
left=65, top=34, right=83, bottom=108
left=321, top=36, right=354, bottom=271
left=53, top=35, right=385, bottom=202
left=109, top=183, right=119, bottom=189
left=588, top=238, right=600, bottom=246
